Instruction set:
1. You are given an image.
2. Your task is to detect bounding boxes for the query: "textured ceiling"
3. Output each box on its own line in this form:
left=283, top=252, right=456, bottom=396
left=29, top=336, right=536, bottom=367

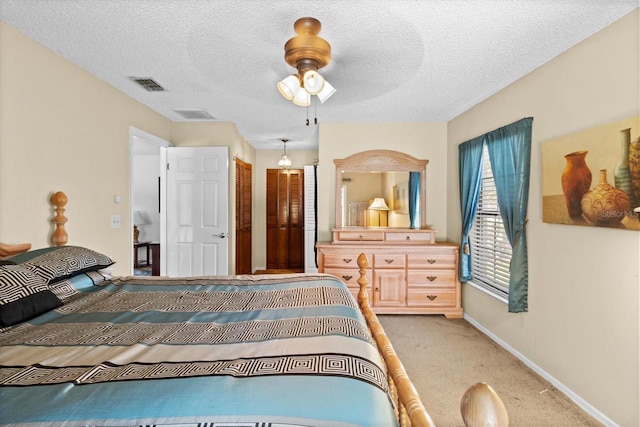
left=0, top=1, right=637, bottom=150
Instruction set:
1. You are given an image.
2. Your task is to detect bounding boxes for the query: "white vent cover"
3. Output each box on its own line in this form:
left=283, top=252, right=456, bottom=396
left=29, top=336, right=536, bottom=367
left=173, top=109, right=216, bottom=120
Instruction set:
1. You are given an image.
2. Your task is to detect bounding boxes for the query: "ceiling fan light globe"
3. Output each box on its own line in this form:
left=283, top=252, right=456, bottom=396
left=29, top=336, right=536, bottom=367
left=317, top=80, right=336, bottom=103
left=303, top=70, right=325, bottom=95
left=277, top=75, right=300, bottom=100
left=292, top=87, right=311, bottom=106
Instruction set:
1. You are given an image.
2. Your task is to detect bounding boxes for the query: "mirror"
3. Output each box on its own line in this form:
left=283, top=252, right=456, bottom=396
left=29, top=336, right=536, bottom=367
left=334, top=150, right=428, bottom=229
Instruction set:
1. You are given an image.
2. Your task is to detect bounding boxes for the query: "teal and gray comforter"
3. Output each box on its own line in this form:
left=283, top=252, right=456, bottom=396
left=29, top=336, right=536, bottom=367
left=0, top=274, right=397, bottom=427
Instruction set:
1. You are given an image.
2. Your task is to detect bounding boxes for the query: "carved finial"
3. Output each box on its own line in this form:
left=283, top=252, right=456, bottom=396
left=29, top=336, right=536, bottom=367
left=51, top=191, right=68, bottom=246
left=461, top=382, right=509, bottom=427
left=356, top=253, right=370, bottom=309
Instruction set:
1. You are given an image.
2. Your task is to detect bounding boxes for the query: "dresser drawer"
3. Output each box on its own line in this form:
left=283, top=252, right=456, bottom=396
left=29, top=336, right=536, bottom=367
left=323, top=252, right=372, bottom=268
left=407, top=269, right=456, bottom=287
left=324, top=268, right=373, bottom=303
left=335, top=230, right=384, bottom=242
left=323, top=268, right=371, bottom=286
left=407, top=253, right=457, bottom=269
left=407, top=289, right=457, bottom=307
left=373, top=253, right=406, bottom=269
left=384, top=230, right=435, bottom=244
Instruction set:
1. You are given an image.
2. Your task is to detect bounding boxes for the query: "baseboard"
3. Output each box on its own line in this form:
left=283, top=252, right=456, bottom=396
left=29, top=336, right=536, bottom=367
left=463, top=313, right=618, bottom=427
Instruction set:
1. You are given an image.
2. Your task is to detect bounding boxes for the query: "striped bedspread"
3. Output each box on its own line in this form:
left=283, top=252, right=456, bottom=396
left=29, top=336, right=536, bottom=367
left=0, top=274, right=398, bottom=427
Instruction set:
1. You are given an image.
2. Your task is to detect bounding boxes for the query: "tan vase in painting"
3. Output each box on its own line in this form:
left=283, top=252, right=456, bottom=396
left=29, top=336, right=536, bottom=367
left=581, top=169, right=630, bottom=226
left=629, top=135, right=640, bottom=207
left=561, top=151, right=592, bottom=219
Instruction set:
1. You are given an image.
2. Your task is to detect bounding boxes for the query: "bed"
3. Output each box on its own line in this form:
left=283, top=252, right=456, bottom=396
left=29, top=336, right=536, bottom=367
left=0, top=192, right=507, bottom=427
left=0, top=192, right=439, bottom=427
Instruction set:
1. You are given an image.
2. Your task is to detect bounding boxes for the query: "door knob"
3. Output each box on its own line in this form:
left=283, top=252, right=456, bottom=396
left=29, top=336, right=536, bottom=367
left=213, top=232, right=228, bottom=238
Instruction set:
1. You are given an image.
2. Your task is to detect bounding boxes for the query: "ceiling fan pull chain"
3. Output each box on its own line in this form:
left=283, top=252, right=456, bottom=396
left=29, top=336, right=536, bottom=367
left=306, top=104, right=310, bottom=126
left=314, top=99, right=318, bottom=125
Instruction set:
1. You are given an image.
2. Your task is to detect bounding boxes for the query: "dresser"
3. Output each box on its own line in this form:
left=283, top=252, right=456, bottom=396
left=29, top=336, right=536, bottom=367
left=316, top=228, right=463, bottom=318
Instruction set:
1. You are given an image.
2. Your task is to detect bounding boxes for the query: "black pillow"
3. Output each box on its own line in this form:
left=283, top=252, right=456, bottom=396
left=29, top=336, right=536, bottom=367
left=0, top=264, right=61, bottom=327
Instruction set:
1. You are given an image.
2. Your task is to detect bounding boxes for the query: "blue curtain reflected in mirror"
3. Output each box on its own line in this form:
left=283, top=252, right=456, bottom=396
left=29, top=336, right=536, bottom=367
left=408, top=172, right=420, bottom=229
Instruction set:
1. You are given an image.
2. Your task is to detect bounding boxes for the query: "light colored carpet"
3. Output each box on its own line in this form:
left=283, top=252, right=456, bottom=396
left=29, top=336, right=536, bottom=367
left=253, top=269, right=304, bottom=274
left=377, top=315, right=601, bottom=427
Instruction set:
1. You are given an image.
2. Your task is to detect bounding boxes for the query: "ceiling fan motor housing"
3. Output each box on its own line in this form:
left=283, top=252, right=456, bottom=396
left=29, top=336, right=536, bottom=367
left=284, top=17, right=331, bottom=74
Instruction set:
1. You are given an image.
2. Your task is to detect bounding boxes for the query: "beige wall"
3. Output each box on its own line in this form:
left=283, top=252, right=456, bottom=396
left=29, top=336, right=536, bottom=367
left=253, top=149, right=318, bottom=270
left=0, top=22, right=172, bottom=276
left=446, top=9, right=639, bottom=426
left=317, top=123, right=448, bottom=242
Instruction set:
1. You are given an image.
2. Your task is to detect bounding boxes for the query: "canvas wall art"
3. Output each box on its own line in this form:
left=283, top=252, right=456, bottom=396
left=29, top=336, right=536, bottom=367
left=542, top=116, right=640, bottom=231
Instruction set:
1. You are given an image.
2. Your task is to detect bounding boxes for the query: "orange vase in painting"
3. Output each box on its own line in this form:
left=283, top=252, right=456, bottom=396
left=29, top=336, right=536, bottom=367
left=561, top=150, right=592, bottom=219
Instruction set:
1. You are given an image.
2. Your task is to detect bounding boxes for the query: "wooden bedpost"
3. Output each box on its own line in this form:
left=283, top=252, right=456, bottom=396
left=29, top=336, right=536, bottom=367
left=51, top=191, right=68, bottom=246
left=356, top=253, right=436, bottom=427
left=356, top=253, right=370, bottom=308
left=460, top=382, right=509, bottom=427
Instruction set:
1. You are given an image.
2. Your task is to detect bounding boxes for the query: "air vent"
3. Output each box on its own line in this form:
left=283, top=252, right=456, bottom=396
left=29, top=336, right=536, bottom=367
left=129, top=77, right=166, bottom=92
left=173, top=109, right=216, bottom=120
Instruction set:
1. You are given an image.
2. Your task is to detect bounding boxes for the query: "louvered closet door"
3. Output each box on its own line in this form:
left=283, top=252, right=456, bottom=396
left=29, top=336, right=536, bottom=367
left=235, top=158, right=252, bottom=274
left=266, top=169, right=304, bottom=270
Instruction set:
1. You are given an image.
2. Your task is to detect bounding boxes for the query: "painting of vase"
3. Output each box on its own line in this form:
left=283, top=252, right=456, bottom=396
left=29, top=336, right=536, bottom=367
left=542, top=115, right=640, bottom=231
left=561, top=151, right=591, bottom=219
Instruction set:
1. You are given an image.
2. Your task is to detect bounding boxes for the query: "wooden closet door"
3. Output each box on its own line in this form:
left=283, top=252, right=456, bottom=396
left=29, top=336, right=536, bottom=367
left=266, top=169, right=304, bottom=270
left=235, top=158, right=252, bottom=274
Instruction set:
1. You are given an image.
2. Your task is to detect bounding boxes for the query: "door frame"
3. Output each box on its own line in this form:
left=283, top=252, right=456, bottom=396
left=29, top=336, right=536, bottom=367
left=129, top=126, right=171, bottom=275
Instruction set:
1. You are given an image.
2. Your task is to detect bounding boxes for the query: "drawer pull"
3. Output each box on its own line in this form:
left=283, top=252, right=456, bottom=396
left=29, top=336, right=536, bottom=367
left=427, top=295, right=437, bottom=301
left=343, top=258, right=352, bottom=264
left=375, top=287, right=379, bottom=292
left=342, top=275, right=352, bottom=281
left=406, top=235, right=411, bottom=240
left=385, top=259, right=394, bottom=264
left=427, top=276, right=437, bottom=281
left=427, top=259, right=436, bottom=264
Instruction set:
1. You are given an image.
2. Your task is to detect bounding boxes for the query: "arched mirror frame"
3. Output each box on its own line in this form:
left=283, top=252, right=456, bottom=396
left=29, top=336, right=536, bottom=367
left=334, top=150, right=429, bottom=229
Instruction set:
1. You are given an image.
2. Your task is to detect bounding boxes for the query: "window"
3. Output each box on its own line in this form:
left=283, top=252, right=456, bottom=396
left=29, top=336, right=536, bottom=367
left=469, top=145, right=512, bottom=299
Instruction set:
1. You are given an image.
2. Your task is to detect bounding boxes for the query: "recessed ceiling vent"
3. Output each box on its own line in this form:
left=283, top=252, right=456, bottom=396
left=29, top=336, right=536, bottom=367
left=129, top=77, right=166, bottom=92
left=173, top=109, right=216, bottom=120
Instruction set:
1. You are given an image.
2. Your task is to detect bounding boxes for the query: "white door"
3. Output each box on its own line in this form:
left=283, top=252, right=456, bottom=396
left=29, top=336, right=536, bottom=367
left=166, top=147, right=229, bottom=277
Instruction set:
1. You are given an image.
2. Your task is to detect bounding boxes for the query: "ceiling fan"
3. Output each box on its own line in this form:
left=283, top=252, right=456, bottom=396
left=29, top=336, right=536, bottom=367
left=277, top=17, right=336, bottom=107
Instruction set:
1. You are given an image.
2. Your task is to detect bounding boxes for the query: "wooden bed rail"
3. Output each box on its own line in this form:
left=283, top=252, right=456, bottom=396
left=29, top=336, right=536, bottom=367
left=356, top=253, right=436, bottom=427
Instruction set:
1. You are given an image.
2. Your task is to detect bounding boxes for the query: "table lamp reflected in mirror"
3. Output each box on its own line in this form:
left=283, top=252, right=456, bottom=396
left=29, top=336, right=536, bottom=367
left=368, top=197, right=390, bottom=227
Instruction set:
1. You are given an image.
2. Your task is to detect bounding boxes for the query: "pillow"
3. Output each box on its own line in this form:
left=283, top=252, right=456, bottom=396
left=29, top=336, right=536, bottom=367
left=0, top=264, right=61, bottom=327
left=6, top=246, right=115, bottom=284
left=49, top=270, right=108, bottom=302
left=0, top=259, right=16, bottom=266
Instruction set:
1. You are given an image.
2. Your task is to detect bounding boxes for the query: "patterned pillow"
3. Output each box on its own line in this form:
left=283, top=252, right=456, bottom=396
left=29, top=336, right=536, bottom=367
left=49, top=270, right=108, bottom=302
left=0, top=264, right=61, bottom=327
left=9, top=246, right=115, bottom=284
